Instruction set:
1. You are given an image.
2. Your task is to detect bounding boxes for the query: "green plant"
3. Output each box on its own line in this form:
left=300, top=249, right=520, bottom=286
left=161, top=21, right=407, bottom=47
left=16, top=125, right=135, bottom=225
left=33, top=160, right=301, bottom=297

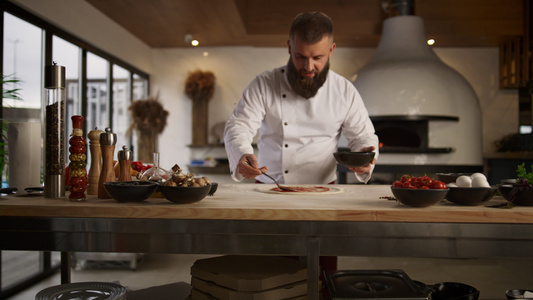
left=516, top=163, right=533, bottom=185
left=1, top=74, right=22, bottom=183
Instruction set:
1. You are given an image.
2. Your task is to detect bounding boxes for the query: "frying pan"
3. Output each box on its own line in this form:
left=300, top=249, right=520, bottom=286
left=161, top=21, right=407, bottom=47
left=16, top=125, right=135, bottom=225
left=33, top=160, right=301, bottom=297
left=414, top=281, right=480, bottom=300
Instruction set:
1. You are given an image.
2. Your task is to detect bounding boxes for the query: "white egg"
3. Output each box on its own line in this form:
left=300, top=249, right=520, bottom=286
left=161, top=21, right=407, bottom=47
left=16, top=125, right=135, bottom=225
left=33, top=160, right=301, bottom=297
left=471, top=177, right=491, bottom=188
left=447, top=182, right=458, bottom=187
left=470, top=173, right=487, bottom=180
left=456, top=175, right=472, bottom=187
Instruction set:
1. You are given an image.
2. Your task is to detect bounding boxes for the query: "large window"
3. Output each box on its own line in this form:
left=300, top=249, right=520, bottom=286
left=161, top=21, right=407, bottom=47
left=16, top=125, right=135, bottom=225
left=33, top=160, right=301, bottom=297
left=0, top=2, right=149, bottom=298
left=2, top=12, right=41, bottom=119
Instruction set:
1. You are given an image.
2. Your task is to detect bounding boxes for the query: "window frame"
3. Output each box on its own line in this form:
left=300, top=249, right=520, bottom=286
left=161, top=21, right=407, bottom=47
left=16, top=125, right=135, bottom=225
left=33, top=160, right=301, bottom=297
left=0, top=0, right=149, bottom=132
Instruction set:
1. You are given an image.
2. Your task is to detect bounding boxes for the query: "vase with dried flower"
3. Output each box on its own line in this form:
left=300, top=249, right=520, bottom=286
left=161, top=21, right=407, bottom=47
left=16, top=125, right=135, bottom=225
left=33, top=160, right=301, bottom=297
left=185, top=70, right=216, bottom=146
left=127, top=98, right=169, bottom=163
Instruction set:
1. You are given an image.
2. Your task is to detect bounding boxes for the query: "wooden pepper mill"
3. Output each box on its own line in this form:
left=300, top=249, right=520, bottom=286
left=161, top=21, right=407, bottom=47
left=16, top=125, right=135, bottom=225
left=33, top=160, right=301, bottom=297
left=87, top=127, right=104, bottom=195
left=97, top=127, right=117, bottom=198
left=117, top=145, right=132, bottom=182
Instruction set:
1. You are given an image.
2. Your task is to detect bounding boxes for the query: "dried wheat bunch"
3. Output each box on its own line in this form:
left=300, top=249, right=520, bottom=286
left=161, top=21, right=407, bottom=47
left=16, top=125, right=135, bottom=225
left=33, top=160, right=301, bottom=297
left=185, top=70, right=216, bottom=102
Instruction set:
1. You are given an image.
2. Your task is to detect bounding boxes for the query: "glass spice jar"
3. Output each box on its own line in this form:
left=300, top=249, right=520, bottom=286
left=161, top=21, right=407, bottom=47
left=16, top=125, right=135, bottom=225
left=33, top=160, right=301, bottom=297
left=68, top=115, right=87, bottom=201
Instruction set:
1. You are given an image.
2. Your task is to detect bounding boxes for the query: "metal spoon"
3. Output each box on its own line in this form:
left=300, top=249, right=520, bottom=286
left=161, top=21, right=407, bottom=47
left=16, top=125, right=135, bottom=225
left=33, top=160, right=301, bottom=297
left=244, top=162, right=295, bottom=192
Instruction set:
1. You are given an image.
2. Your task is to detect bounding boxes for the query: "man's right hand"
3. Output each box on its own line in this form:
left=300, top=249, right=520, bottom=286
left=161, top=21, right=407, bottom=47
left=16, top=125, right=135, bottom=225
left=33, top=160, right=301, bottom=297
left=238, top=154, right=268, bottom=179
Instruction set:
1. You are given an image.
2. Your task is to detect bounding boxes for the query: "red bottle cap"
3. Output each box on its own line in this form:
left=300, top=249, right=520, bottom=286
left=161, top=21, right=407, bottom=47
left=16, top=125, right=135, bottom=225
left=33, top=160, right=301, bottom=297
left=71, top=115, right=84, bottom=129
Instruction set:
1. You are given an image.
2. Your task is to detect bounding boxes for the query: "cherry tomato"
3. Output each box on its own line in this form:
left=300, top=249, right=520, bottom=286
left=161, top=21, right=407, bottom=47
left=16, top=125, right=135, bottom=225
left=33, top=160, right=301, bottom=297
left=402, top=181, right=412, bottom=189
left=411, top=177, right=421, bottom=187
left=419, top=185, right=430, bottom=189
left=392, top=180, right=403, bottom=188
left=419, top=175, right=433, bottom=185
left=429, top=181, right=447, bottom=189
left=400, top=174, right=412, bottom=183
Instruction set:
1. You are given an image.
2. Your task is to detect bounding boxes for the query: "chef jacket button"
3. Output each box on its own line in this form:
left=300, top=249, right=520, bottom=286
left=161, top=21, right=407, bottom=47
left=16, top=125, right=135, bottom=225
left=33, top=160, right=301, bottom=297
left=284, top=170, right=289, bottom=174
left=284, top=144, right=288, bottom=148
left=282, top=94, right=286, bottom=98
left=284, top=122, right=288, bottom=126
left=281, top=69, right=285, bottom=73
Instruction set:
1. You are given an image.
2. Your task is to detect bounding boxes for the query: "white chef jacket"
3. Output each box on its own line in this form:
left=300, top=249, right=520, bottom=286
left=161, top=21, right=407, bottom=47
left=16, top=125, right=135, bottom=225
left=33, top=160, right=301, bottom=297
left=224, top=66, right=379, bottom=184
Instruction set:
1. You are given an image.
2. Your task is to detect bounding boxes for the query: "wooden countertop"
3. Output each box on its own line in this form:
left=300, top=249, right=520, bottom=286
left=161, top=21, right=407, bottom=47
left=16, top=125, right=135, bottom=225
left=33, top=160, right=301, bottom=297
left=0, top=184, right=531, bottom=223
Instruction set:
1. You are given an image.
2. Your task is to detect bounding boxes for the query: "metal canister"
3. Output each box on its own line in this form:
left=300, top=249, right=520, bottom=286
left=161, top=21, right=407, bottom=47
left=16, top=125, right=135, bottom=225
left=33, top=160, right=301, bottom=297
left=44, top=62, right=66, bottom=199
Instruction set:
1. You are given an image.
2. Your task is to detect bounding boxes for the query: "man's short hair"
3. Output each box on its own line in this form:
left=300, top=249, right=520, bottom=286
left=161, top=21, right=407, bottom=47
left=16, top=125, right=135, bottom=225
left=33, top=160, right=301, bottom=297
left=289, top=12, right=334, bottom=44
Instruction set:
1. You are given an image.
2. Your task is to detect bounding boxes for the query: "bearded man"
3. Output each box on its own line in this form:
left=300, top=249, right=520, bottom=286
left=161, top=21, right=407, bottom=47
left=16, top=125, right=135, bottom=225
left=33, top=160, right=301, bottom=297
left=224, top=11, right=379, bottom=184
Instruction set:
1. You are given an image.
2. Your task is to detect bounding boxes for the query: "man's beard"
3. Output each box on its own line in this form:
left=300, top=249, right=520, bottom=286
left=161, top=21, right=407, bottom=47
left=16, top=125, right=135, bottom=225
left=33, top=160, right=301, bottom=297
left=286, top=57, right=329, bottom=99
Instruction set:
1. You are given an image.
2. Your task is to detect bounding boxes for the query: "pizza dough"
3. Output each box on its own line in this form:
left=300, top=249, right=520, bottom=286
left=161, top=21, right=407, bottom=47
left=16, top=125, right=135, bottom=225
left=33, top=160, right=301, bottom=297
left=255, top=185, right=345, bottom=195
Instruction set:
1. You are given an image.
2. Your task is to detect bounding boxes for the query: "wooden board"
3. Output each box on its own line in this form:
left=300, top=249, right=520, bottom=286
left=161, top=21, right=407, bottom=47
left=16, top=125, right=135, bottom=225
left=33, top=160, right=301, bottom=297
left=0, top=184, right=531, bottom=223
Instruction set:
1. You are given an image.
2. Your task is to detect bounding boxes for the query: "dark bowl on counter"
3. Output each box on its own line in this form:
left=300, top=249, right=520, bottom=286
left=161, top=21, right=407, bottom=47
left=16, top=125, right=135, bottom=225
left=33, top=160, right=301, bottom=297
left=390, top=187, right=448, bottom=208
left=436, top=173, right=472, bottom=184
left=431, top=282, right=480, bottom=300
left=158, top=184, right=211, bottom=204
left=208, top=182, right=218, bottom=196
left=498, top=185, right=533, bottom=206
left=506, top=289, right=533, bottom=300
left=333, top=151, right=375, bottom=168
left=103, top=181, right=158, bottom=202
left=445, top=187, right=497, bottom=206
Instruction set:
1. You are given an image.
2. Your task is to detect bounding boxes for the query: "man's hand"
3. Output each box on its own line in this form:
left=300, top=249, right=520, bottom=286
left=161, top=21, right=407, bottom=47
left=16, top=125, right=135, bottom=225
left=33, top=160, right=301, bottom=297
left=238, top=154, right=268, bottom=179
left=349, top=146, right=377, bottom=175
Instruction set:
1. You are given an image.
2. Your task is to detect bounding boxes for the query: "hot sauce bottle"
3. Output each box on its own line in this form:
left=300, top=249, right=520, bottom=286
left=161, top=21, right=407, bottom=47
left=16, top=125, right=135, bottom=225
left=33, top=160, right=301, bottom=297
left=68, top=115, right=87, bottom=201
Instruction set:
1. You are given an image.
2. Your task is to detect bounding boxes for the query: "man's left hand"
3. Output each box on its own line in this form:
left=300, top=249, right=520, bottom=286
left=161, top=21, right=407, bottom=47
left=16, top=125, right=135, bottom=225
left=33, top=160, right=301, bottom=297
left=349, top=146, right=376, bottom=175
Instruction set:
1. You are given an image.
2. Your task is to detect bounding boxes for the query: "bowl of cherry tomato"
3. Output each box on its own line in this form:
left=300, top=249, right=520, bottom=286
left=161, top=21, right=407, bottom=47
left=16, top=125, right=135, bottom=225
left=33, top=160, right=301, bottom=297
left=391, top=175, right=449, bottom=207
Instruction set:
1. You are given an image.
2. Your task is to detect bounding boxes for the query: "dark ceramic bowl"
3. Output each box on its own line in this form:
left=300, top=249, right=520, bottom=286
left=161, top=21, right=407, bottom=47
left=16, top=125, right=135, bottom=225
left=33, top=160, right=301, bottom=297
left=333, top=152, right=375, bottom=168
left=436, top=173, right=472, bottom=184
left=158, top=184, right=211, bottom=204
left=431, top=282, right=480, bottom=300
left=445, top=187, right=497, bottom=206
left=208, top=182, right=218, bottom=196
left=506, top=289, right=533, bottom=300
left=103, top=181, right=158, bottom=202
left=391, top=187, right=448, bottom=207
left=498, top=185, right=533, bottom=206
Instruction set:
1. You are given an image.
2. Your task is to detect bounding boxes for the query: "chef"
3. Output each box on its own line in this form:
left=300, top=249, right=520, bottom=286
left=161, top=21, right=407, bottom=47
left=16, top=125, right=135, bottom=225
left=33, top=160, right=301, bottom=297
left=224, top=11, right=379, bottom=184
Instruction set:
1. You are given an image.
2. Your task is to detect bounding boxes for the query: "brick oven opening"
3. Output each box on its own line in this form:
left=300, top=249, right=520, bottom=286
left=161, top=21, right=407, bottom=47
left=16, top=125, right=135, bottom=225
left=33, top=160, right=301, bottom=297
left=371, top=115, right=457, bottom=153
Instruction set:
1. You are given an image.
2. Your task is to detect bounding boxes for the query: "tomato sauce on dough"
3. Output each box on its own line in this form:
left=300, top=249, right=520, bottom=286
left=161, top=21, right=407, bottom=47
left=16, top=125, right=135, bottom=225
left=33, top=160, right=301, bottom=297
left=270, top=186, right=330, bottom=193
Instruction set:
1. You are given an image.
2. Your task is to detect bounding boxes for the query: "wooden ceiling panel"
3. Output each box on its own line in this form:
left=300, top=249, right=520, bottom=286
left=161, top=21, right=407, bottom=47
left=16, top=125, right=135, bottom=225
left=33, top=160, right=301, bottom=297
left=85, top=0, right=526, bottom=48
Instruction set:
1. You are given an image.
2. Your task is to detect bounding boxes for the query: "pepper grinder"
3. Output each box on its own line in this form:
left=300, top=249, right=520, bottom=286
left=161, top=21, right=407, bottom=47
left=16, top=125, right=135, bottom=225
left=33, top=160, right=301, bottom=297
left=97, top=127, right=117, bottom=198
left=117, top=145, right=132, bottom=182
left=87, top=127, right=104, bottom=195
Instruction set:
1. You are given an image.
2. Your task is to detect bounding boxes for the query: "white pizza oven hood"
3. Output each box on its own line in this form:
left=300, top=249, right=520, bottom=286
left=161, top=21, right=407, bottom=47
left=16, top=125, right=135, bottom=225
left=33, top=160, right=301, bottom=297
left=353, top=15, right=483, bottom=167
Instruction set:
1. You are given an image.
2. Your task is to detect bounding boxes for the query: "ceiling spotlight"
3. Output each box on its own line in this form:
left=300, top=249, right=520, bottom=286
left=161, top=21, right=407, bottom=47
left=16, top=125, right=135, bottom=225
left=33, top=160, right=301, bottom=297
left=185, top=34, right=199, bottom=46
left=427, top=39, right=435, bottom=46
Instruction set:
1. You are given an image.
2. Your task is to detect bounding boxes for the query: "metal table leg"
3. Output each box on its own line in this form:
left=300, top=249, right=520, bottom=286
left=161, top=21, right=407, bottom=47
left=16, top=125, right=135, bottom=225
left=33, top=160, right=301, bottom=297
left=307, top=236, right=320, bottom=299
left=60, top=252, right=70, bottom=284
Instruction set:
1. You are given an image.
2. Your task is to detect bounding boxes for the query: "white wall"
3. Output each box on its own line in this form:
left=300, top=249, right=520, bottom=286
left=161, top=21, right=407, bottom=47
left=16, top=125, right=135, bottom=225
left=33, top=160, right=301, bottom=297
left=11, top=0, right=519, bottom=173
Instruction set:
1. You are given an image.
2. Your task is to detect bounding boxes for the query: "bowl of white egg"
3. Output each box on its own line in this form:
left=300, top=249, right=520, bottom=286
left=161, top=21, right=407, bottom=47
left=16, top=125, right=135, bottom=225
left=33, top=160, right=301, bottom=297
left=445, top=173, right=497, bottom=206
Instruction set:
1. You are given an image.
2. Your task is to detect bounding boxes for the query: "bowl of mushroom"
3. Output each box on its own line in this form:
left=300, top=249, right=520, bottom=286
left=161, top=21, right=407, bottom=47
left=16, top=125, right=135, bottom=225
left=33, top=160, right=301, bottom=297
left=158, top=165, right=216, bottom=204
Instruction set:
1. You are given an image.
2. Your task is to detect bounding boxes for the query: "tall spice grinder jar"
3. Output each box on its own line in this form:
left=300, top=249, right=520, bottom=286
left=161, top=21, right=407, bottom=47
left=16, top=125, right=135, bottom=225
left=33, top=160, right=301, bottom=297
left=117, top=146, right=132, bottom=182
left=97, top=127, right=117, bottom=198
left=44, top=62, right=66, bottom=198
left=87, top=127, right=104, bottom=195
left=68, top=116, right=87, bottom=201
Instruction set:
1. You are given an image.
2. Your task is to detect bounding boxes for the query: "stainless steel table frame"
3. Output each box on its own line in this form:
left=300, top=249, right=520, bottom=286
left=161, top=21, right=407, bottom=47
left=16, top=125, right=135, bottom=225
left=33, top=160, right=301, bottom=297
left=2, top=216, right=532, bottom=298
